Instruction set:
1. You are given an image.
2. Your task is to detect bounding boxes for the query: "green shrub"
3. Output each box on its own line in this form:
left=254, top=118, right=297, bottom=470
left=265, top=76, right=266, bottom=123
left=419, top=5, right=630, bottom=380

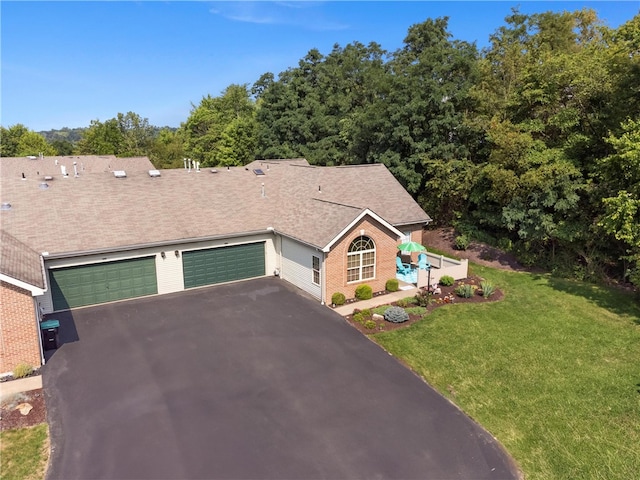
left=396, top=298, right=410, bottom=307
left=360, top=308, right=372, bottom=317
left=355, top=284, right=373, bottom=300
left=353, top=312, right=365, bottom=324
left=454, top=234, right=470, bottom=251
left=331, top=292, right=346, bottom=306
left=497, top=237, right=513, bottom=252
left=13, top=363, right=34, bottom=379
left=364, top=320, right=377, bottom=330
left=384, top=306, right=410, bottom=323
left=455, top=283, right=476, bottom=298
left=385, top=278, right=399, bottom=292
left=439, top=275, right=455, bottom=286
left=414, top=289, right=434, bottom=307
left=480, top=280, right=496, bottom=298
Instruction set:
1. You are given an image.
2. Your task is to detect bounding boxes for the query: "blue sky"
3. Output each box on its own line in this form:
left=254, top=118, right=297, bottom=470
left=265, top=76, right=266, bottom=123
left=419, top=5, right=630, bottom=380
left=2, top=1, right=638, bottom=132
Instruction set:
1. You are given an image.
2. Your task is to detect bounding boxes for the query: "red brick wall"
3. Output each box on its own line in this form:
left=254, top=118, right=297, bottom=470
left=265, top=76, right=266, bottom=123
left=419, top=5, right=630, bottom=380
left=0, top=282, right=41, bottom=374
left=325, top=217, right=400, bottom=301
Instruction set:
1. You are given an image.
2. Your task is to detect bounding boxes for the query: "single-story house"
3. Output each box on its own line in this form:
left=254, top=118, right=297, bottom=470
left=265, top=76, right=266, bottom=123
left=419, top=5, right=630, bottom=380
left=0, top=154, right=466, bottom=374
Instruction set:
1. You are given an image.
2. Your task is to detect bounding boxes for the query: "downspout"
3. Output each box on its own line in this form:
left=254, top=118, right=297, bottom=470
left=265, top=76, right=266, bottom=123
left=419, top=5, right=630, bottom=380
left=321, top=252, right=326, bottom=305
left=35, top=254, right=49, bottom=366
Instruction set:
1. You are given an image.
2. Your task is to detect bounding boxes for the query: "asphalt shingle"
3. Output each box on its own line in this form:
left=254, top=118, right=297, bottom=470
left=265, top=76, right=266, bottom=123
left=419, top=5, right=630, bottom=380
left=1, top=157, right=431, bottom=287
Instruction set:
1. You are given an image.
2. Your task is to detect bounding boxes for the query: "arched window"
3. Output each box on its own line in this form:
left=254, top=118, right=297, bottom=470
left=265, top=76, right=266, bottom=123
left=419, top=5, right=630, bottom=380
left=347, top=236, right=376, bottom=282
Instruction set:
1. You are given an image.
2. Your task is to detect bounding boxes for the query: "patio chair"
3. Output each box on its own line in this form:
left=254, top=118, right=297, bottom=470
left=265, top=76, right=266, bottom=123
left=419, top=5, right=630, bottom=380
left=396, top=256, right=412, bottom=275
left=418, top=253, right=431, bottom=270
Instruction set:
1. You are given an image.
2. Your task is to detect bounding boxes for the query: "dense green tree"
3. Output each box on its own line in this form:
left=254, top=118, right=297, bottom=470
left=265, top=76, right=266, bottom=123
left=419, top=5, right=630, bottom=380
left=75, top=118, right=124, bottom=155
left=183, top=84, right=257, bottom=166
left=0, top=124, right=56, bottom=156
left=149, top=128, right=185, bottom=168
left=50, top=138, right=74, bottom=155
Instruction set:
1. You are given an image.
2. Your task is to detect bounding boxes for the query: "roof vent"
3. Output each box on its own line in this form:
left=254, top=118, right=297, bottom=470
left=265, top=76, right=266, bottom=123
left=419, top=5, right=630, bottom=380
left=1, top=202, right=11, bottom=210
left=210, top=169, right=218, bottom=174
left=26, top=155, right=37, bottom=160
left=39, top=182, right=49, bottom=190
left=148, top=169, right=161, bottom=178
left=114, top=170, right=127, bottom=178
left=253, top=168, right=265, bottom=176
left=44, top=175, right=53, bottom=181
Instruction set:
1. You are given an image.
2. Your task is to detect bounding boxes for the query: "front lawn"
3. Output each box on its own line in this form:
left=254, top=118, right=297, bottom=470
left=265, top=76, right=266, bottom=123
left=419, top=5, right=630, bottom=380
left=0, top=424, right=49, bottom=480
left=375, top=266, right=640, bottom=479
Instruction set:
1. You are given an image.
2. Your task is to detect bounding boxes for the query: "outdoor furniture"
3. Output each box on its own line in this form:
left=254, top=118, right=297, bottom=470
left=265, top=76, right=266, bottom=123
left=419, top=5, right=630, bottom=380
left=396, top=257, right=412, bottom=275
left=418, top=253, right=431, bottom=270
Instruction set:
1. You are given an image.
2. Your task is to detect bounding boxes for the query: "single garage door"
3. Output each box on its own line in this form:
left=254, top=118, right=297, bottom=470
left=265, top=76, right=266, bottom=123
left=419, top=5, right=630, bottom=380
left=183, top=242, right=265, bottom=289
left=50, top=257, right=157, bottom=311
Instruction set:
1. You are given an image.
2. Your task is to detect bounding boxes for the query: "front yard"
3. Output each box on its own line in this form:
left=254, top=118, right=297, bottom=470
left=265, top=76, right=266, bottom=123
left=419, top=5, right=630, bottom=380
left=373, top=266, right=640, bottom=479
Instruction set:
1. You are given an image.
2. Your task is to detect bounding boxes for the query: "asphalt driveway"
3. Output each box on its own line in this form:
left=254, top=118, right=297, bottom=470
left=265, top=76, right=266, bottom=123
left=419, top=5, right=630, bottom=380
left=44, top=277, right=518, bottom=479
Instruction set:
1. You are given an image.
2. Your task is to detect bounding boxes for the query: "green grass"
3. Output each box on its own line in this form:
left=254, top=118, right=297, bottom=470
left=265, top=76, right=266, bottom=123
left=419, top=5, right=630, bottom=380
left=0, top=424, right=49, bottom=480
left=375, top=266, right=640, bottom=479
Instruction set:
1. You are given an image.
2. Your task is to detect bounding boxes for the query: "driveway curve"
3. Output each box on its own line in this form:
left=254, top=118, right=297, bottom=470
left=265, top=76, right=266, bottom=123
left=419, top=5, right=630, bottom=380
left=44, top=277, right=519, bottom=479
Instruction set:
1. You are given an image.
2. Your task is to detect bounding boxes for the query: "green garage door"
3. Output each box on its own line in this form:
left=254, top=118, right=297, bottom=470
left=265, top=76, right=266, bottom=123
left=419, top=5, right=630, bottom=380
left=50, top=257, right=157, bottom=311
left=183, top=243, right=265, bottom=289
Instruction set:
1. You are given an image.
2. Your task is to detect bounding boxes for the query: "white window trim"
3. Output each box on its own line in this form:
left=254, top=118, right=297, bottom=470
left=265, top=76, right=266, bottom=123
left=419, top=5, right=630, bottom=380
left=346, top=236, right=376, bottom=283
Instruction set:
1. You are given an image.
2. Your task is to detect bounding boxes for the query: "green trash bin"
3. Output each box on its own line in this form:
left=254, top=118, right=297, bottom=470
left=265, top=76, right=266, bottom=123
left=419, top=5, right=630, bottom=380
left=41, top=319, right=60, bottom=350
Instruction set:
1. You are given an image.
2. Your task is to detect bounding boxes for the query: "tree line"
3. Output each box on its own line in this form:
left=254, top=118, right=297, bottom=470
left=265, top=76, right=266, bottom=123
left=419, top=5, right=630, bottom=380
left=2, top=8, right=639, bottom=286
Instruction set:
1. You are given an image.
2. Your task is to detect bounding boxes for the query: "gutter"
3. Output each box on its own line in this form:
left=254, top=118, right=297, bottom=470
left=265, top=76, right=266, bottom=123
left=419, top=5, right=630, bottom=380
left=42, top=229, right=276, bottom=260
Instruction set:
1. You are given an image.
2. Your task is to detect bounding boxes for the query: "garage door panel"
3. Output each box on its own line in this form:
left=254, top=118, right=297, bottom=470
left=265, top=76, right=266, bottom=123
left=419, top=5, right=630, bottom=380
left=51, top=257, right=157, bottom=310
left=183, top=243, right=265, bottom=289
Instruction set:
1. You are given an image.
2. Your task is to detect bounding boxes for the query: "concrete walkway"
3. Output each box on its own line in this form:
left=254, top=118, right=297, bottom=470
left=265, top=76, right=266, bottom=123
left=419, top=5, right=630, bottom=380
left=0, top=375, right=43, bottom=402
left=332, top=285, right=420, bottom=315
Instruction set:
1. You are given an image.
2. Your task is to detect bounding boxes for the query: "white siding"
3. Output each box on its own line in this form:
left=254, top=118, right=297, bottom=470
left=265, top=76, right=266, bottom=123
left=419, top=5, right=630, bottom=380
left=281, top=237, right=321, bottom=299
left=156, top=251, right=184, bottom=294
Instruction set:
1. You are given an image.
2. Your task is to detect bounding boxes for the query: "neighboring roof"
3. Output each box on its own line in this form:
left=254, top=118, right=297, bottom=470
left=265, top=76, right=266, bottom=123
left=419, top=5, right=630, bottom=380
left=0, top=231, right=45, bottom=291
left=0, top=155, right=154, bottom=180
left=0, top=156, right=431, bottom=286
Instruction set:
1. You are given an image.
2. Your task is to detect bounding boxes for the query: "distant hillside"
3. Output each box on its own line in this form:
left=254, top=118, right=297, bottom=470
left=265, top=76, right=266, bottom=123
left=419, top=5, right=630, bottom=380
left=38, top=127, right=86, bottom=143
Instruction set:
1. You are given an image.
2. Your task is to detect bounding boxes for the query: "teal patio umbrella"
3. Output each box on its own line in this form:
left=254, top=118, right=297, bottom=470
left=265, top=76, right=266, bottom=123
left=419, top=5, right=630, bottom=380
left=397, top=241, right=426, bottom=253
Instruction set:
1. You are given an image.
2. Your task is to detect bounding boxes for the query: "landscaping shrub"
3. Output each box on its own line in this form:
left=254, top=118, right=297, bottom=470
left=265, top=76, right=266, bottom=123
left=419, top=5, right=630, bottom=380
left=355, top=284, right=373, bottom=300
left=383, top=306, right=410, bottom=323
left=331, top=292, right=346, bottom=306
left=439, top=275, right=455, bottom=286
left=360, top=308, right=372, bottom=317
left=13, top=363, right=34, bottom=379
left=385, top=278, right=399, bottom=292
left=353, top=312, right=365, bottom=324
left=455, top=284, right=476, bottom=298
left=414, top=289, right=434, bottom=307
left=480, top=280, right=496, bottom=298
left=454, top=234, right=470, bottom=250
left=364, top=320, right=377, bottom=330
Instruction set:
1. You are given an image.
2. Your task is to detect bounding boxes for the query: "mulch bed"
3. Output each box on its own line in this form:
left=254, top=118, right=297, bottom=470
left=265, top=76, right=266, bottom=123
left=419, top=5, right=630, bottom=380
left=344, top=275, right=504, bottom=335
left=0, top=388, right=47, bottom=431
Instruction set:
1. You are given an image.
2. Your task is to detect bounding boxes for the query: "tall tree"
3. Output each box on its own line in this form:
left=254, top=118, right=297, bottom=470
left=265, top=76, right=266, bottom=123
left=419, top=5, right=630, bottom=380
left=183, top=84, right=257, bottom=166
left=0, top=124, right=56, bottom=156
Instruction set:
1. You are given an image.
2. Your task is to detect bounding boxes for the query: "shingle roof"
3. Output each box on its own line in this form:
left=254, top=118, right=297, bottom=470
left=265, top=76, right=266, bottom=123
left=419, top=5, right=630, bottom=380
left=1, top=156, right=431, bottom=287
left=0, top=155, right=154, bottom=180
left=0, top=231, right=44, bottom=289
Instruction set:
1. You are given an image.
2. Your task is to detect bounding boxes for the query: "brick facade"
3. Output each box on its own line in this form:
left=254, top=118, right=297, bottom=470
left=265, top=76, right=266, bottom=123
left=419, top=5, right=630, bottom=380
left=0, top=281, right=41, bottom=374
left=325, top=217, right=417, bottom=301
